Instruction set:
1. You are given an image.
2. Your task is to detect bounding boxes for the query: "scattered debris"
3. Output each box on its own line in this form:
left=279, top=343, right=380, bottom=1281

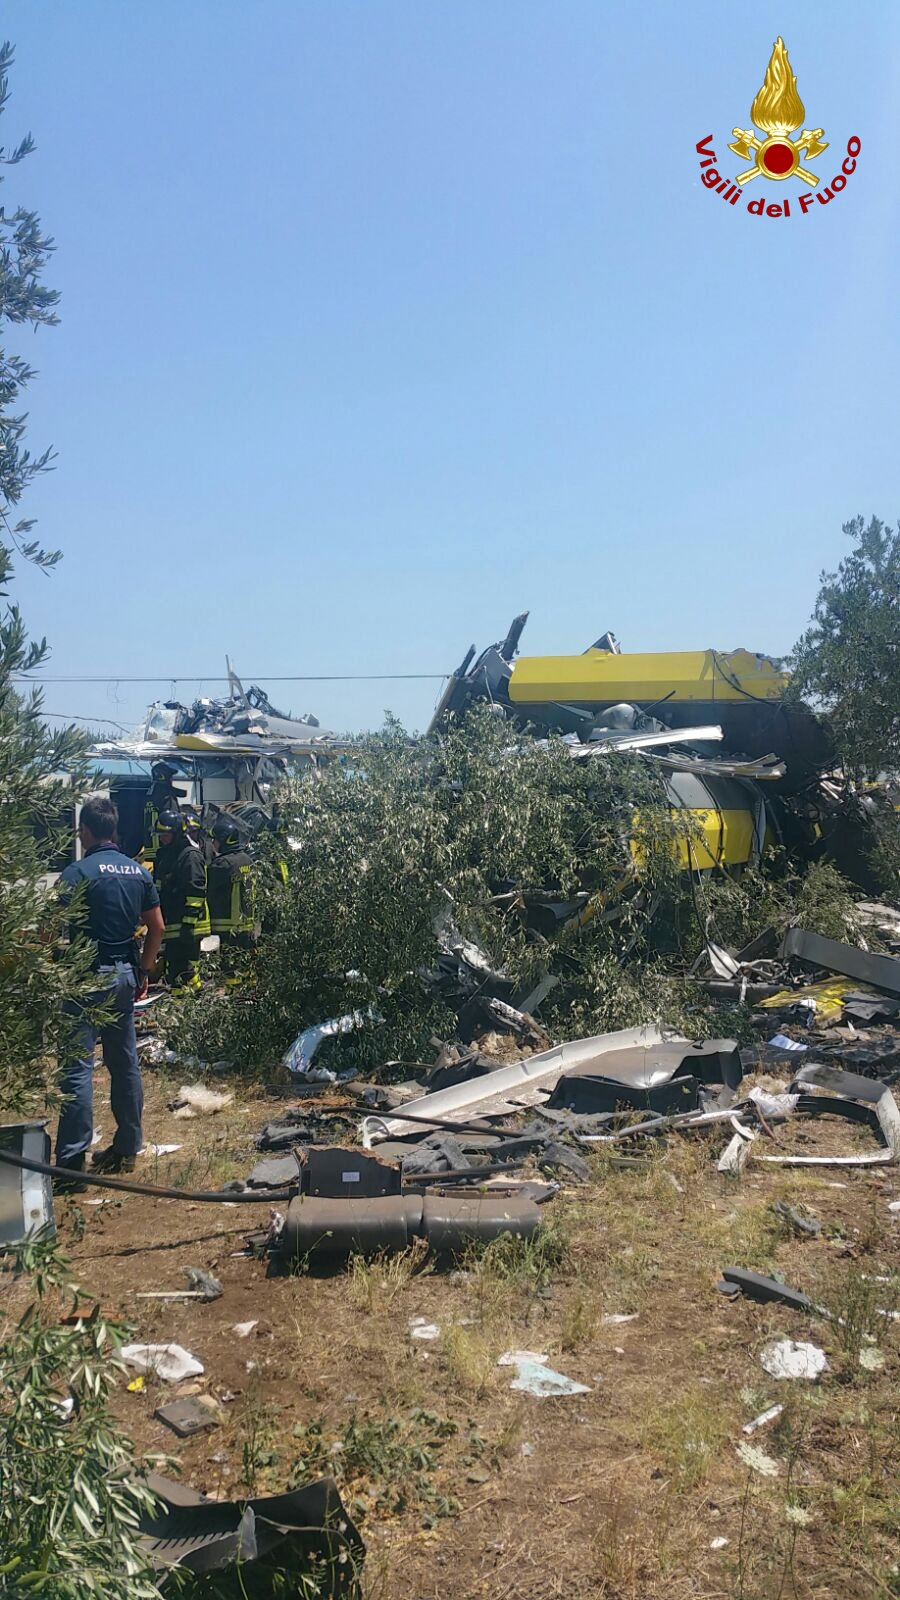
left=184, top=1266, right=223, bottom=1300
left=718, top=1123, right=756, bottom=1175
left=720, top=1268, right=812, bottom=1313
left=169, top=1084, right=234, bottom=1118
left=742, top=1403, right=784, bottom=1435
left=232, top=1321, right=259, bottom=1338
left=772, top=1200, right=821, bottom=1237
left=139, top=1471, right=364, bottom=1592
left=136, top=1268, right=223, bottom=1304
left=154, top=1395, right=221, bottom=1437
left=121, top=1344, right=205, bottom=1383
left=408, top=1317, right=441, bottom=1342
left=144, top=1142, right=182, bottom=1156
left=497, top=1350, right=591, bottom=1397
left=760, top=1340, right=828, bottom=1381
left=781, top=927, right=900, bottom=998
left=283, top=1009, right=381, bottom=1080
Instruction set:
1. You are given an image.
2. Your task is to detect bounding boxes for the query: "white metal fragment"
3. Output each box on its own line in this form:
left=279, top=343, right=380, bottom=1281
left=760, top=1340, right=828, bottom=1381
left=361, top=1025, right=684, bottom=1143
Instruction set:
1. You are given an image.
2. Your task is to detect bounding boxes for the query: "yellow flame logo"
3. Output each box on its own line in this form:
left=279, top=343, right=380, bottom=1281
left=750, top=37, right=805, bottom=136
left=730, top=38, right=827, bottom=185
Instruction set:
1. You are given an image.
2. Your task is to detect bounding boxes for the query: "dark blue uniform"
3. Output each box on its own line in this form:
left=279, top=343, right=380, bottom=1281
left=56, top=845, right=160, bottom=1164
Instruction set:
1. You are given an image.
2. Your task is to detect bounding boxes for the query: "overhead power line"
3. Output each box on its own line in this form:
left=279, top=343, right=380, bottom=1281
left=13, top=672, right=449, bottom=685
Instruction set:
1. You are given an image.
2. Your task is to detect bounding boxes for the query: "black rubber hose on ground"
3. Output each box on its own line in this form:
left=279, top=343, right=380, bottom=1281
left=0, top=1145, right=297, bottom=1203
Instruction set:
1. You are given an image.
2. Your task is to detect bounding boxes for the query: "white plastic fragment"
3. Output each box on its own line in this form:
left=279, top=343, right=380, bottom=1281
left=888, top=1199, right=900, bottom=1213
left=718, top=1123, right=756, bottom=1175
left=601, top=1313, right=639, bottom=1325
left=760, top=1340, right=828, bottom=1381
left=747, top=1087, right=801, bottom=1119
left=232, top=1321, right=259, bottom=1339
left=736, top=1440, right=780, bottom=1476
left=710, top=1536, right=729, bottom=1550
left=742, top=1403, right=784, bottom=1434
left=769, top=1034, right=808, bottom=1052
left=121, top=1343, right=204, bottom=1383
left=144, top=1143, right=182, bottom=1156
left=408, top=1317, right=441, bottom=1342
left=498, top=1349, right=590, bottom=1397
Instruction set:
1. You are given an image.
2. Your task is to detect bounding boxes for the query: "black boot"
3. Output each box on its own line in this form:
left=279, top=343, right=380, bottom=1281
left=91, top=1146, right=136, bottom=1175
left=54, top=1153, right=88, bottom=1194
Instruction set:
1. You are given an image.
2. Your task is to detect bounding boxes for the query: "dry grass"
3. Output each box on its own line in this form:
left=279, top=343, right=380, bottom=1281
left=28, top=1065, right=900, bottom=1600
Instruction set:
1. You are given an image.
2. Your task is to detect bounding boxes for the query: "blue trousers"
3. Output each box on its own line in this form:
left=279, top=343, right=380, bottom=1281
left=56, top=963, right=144, bottom=1163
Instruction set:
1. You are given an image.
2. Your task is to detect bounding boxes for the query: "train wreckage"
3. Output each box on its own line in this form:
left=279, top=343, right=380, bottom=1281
left=430, top=614, right=891, bottom=889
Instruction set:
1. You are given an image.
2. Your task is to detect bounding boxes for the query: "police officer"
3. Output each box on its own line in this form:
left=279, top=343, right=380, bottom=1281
left=207, top=813, right=257, bottom=984
left=56, top=794, right=165, bottom=1184
left=153, top=807, right=209, bottom=994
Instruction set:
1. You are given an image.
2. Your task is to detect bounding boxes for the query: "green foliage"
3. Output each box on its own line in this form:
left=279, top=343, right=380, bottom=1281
left=0, top=1237, right=161, bottom=1598
left=791, top=515, right=900, bottom=778
left=290, top=1409, right=459, bottom=1523
left=684, top=860, right=863, bottom=957
left=175, top=706, right=687, bottom=1071
left=0, top=40, right=93, bottom=1111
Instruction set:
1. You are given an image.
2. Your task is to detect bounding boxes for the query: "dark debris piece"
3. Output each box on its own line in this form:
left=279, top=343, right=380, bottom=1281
left=183, top=1268, right=224, bottom=1301
left=771, top=1200, right=821, bottom=1238
left=720, top=1267, right=812, bottom=1313
left=246, top=1154, right=303, bottom=1189
left=401, top=1135, right=471, bottom=1177
left=154, top=1396, right=220, bottom=1438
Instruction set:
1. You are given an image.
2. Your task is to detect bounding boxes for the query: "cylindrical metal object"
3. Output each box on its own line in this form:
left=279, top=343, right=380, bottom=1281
left=281, top=1195, right=423, bottom=1260
left=422, top=1194, right=540, bottom=1253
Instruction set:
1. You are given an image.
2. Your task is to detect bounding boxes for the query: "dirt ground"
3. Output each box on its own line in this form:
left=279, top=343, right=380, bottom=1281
left=9, top=1056, right=900, bottom=1600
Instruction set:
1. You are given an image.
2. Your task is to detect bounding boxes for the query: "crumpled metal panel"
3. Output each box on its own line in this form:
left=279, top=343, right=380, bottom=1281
left=140, top=1473, right=364, bottom=1593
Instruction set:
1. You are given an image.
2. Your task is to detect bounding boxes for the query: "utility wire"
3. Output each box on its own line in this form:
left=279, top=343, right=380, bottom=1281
left=42, top=712, right=131, bottom=730
left=13, top=672, right=450, bottom=685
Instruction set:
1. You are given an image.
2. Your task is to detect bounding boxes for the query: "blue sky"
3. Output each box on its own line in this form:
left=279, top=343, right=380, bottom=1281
left=6, top=1, right=899, bottom=736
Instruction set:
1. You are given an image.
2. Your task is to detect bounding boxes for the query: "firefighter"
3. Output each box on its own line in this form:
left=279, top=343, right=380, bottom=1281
left=207, top=813, right=257, bottom=985
left=153, top=807, right=209, bottom=994
left=142, top=762, right=185, bottom=865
